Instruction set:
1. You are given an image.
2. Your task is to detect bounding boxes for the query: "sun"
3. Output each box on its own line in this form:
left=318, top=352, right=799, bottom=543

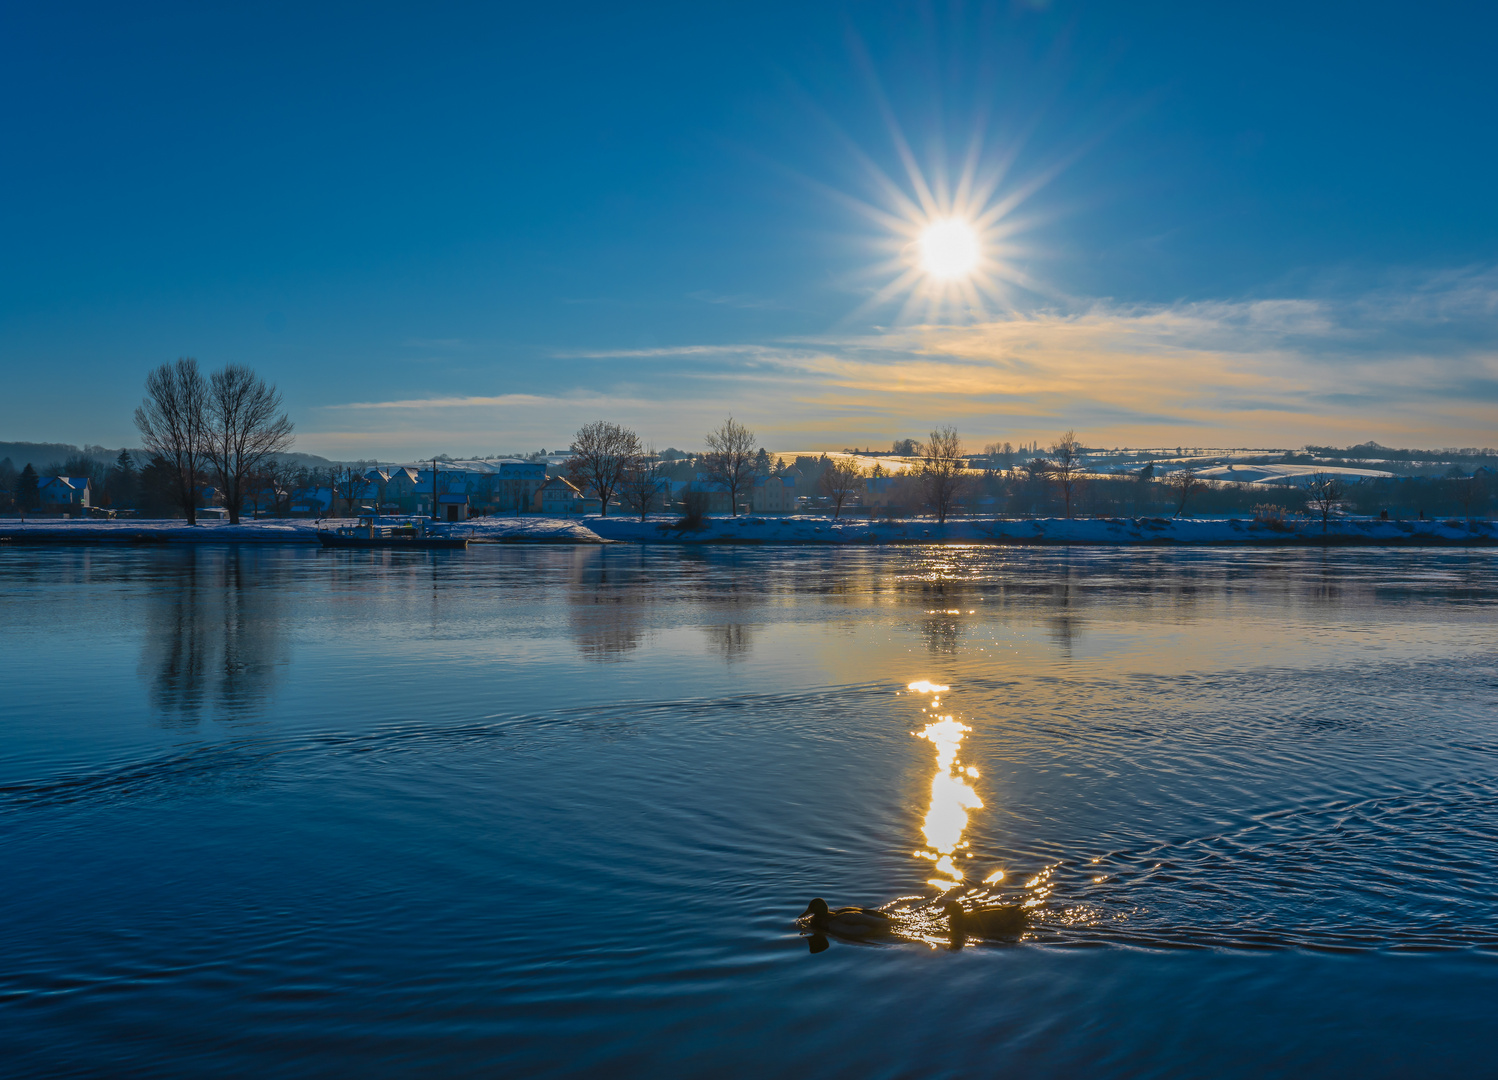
left=919, top=218, right=981, bottom=280
left=820, top=98, right=1057, bottom=325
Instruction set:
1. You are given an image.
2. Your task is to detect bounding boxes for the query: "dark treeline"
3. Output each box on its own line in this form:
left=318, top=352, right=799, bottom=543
left=4, top=414, right=1494, bottom=521
left=935, top=470, right=1493, bottom=521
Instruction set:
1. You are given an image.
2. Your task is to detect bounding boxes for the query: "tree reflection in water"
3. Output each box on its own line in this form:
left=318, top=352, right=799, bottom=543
left=567, top=546, right=652, bottom=662
left=140, top=547, right=290, bottom=724
left=704, top=621, right=755, bottom=661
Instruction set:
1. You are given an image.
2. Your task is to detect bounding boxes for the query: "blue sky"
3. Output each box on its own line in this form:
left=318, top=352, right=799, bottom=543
left=2, top=1, right=1495, bottom=458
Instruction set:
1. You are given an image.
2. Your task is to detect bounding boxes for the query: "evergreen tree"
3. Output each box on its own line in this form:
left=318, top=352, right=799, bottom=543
left=109, top=449, right=138, bottom=508
left=17, top=463, right=40, bottom=510
left=136, top=455, right=178, bottom=517
left=0, top=457, right=15, bottom=510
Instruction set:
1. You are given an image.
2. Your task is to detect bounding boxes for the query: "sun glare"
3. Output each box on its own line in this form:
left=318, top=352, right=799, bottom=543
left=823, top=97, right=1056, bottom=325
left=919, top=218, right=980, bottom=280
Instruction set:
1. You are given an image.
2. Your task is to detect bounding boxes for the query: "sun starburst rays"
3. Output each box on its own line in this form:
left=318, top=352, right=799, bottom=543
left=831, top=121, right=1046, bottom=329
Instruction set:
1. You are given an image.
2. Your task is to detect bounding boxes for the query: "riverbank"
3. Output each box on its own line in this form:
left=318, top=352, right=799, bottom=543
left=2, top=514, right=1495, bottom=546
left=586, top=514, right=1497, bottom=546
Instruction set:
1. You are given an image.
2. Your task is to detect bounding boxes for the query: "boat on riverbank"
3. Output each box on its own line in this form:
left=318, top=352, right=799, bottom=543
left=317, top=518, right=468, bottom=550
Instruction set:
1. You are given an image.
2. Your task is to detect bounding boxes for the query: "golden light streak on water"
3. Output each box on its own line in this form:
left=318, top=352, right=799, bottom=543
left=907, top=680, right=950, bottom=694
left=915, top=711, right=982, bottom=890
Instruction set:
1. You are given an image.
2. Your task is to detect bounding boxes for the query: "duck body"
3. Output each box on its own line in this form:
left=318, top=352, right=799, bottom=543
left=943, top=900, right=1029, bottom=939
left=799, top=897, right=895, bottom=938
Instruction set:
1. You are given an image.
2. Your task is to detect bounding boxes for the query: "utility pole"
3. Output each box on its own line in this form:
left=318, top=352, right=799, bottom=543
left=431, top=457, right=440, bottom=522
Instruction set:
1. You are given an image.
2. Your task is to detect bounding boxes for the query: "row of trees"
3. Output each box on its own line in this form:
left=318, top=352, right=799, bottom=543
left=134, top=358, right=294, bottom=524
left=565, top=419, right=974, bottom=522
left=567, top=417, right=763, bottom=519
left=0, top=449, right=183, bottom=516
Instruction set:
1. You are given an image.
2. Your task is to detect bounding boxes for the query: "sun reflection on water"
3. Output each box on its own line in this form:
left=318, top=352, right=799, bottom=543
left=906, top=680, right=950, bottom=694
left=908, top=681, right=983, bottom=892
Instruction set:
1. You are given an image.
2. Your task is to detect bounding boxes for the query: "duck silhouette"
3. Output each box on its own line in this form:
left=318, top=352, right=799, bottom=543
left=943, top=899, right=1029, bottom=941
left=798, top=898, right=895, bottom=939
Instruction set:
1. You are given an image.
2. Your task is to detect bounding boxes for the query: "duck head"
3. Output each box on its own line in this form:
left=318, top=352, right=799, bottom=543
left=800, top=898, right=830, bottom=920
left=941, top=900, right=965, bottom=923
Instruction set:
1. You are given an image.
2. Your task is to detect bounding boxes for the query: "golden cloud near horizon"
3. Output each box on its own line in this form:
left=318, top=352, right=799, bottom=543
left=301, top=299, right=1498, bottom=457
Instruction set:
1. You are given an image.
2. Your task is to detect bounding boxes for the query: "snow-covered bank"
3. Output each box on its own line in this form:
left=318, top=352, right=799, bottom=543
left=0, top=517, right=611, bottom=544
left=1, top=514, right=1493, bottom=546
left=0, top=519, right=325, bottom=542
left=584, top=513, right=1498, bottom=546
left=451, top=518, right=606, bottom=543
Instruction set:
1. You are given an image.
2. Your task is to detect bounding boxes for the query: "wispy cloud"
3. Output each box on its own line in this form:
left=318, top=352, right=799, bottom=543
left=330, top=393, right=561, bottom=411
left=552, top=344, right=791, bottom=360
left=299, top=271, right=1498, bottom=456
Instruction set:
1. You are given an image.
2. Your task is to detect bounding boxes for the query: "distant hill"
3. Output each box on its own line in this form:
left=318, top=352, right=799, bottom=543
left=0, top=441, right=335, bottom=470
left=0, top=442, right=106, bottom=469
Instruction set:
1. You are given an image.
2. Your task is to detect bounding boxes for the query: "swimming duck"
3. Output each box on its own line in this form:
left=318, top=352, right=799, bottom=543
left=943, top=899, right=1029, bottom=938
left=799, top=898, right=895, bottom=938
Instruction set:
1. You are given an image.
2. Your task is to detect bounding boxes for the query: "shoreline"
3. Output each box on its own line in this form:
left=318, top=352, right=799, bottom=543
left=1, top=515, right=1494, bottom=547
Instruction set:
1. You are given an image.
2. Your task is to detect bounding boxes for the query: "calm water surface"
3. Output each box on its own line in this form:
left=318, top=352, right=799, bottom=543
left=2, top=544, right=1495, bottom=1076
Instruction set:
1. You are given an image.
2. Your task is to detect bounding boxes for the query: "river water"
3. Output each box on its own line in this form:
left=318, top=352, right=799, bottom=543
left=2, top=544, right=1495, bottom=1076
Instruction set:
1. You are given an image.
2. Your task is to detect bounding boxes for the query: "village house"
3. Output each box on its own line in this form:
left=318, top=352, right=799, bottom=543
left=38, top=476, right=92, bottom=514
left=289, top=487, right=334, bottom=515
left=685, top=476, right=737, bottom=515
left=412, top=467, right=475, bottom=517
left=535, top=475, right=583, bottom=514
left=750, top=475, right=796, bottom=514
left=437, top=492, right=471, bottom=521
left=862, top=475, right=909, bottom=511
left=377, top=467, right=423, bottom=513
left=498, top=461, right=546, bottom=514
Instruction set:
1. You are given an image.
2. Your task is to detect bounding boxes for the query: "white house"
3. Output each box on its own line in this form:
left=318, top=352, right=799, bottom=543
left=38, top=476, right=91, bottom=511
left=750, top=475, right=796, bottom=514
left=535, top=476, right=582, bottom=515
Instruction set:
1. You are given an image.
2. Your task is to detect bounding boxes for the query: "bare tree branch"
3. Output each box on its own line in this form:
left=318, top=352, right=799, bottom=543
left=333, top=463, right=371, bottom=516
left=1047, top=430, right=1085, bottom=518
left=819, top=456, right=864, bottom=519
left=134, top=358, right=209, bottom=525
left=1303, top=470, right=1343, bottom=533
left=620, top=446, right=665, bottom=521
left=567, top=421, right=641, bottom=517
left=1165, top=464, right=1207, bottom=517
left=203, top=364, right=295, bottom=524
left=919, top=426, right=965, bottom=523
left=703, top=417, right=756, bottom=516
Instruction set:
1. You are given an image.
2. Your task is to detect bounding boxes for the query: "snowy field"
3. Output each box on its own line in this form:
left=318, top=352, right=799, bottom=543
left=1192, top=462, right=1395, bottom=485
left=4, top=514, right=1492, bottom=545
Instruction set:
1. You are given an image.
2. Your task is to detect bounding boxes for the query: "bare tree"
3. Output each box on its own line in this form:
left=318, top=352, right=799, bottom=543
left=243, top=465, right=276, bottom=518
left=1165, top=464, right=1208, bottom=517
left=1303, top=471, right=1343, bottom=533
left=135, top=358, right=210, bottom=524
left=620, top=446, right=665, bottom=521
left=1047, top=430, right=1085, bottom=518
left=1455, top=472, right=1483, bottom=521
left=819, top=456, right=864, bottom=518
left=567, top=421, right=641, bottom=517
left=202, top=364, right=295, bottom=524
left=919, top=426, right=966, bottom=523
left=332, top=463, right=369, bottom=516
left=703, top=416, right=756, bottom=516
left=261, top=458, right=299, bottom=516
